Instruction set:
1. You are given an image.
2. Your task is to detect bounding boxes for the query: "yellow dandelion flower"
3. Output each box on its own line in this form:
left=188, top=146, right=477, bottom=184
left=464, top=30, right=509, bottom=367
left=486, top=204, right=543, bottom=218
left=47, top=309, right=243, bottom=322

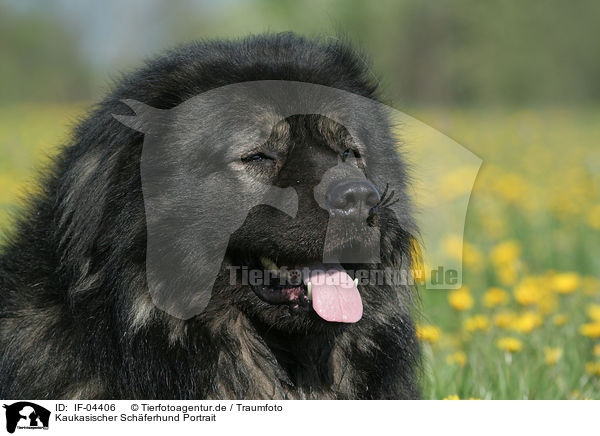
left=468, top=397, right=482, bottom=400
left=493, top=173, right=530, bottom=203
left=463, top=314, right=490, bottom=332
left=551, top=272, right=580, bottom=294
left=496, top=337, right=523, bottom=353
left=497, top=263, right=518, bottom=286
left=587, top=304, right=600, bottom=322
left=446, top=351, right=467, bottom=368
left=537, top=292, right=558, bottom=315
left=483, top=287, right=509, bottom=307
left=552, top=313, right=569, bottom=326
left=593, top=344, right=600, bottom=356
left=416, top=324, right=441, bottom=344
left=579, top=323, right=600, bottom=338
left=439, top=166, right=479, bottom=200
left=412, top=261, right=430, bottom=285
left=442, top=235, right=463, bottom=259
left=510, top=311, right=543, bottom=333
left=443, top=394, right=460, bottom=400
left=491, top=240, right=521, bottom=266
left=442, top=236, right=483, bottom=270
left=463, top=243, right=484, bottom=270
left=585, top=361, right=600, bottom=377
left=514, top=277, right=543, bottom=306
left=544, top=347, right=563, bottom=365
left=494, top=311, right=517, bottom=329
left=448, top=287, right=474, bottom=311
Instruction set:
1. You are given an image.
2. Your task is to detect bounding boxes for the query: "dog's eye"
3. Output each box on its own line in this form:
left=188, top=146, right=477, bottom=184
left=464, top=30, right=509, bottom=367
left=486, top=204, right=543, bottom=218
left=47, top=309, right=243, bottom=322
left=241, top=152, right=276, bottom=164
left=342, top=149, right=361, bottom=161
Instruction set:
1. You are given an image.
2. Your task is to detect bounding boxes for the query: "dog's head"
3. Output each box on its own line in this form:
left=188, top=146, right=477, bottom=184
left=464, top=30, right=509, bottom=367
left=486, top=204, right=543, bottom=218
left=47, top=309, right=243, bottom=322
left=115, top=80, right=418, bottom=328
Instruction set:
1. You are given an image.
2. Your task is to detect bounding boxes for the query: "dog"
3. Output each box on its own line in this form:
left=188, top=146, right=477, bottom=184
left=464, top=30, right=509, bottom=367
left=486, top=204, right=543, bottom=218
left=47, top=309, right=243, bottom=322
left=0, top=33, right=420, bottom=399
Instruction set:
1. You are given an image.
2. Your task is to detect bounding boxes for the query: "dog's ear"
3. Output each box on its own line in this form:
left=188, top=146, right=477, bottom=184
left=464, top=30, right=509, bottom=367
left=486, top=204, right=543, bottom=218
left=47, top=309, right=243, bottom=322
left=113, top=99, right=167, bottom=135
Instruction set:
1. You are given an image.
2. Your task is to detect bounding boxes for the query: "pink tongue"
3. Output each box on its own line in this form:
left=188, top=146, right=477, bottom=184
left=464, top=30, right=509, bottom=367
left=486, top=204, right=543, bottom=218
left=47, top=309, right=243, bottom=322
left=306, top=269, right=363, bottom=323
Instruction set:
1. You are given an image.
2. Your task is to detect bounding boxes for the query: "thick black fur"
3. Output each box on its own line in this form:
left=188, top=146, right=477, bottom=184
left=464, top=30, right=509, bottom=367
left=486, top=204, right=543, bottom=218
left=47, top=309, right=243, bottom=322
left=0, top=33, right=420, bottom=399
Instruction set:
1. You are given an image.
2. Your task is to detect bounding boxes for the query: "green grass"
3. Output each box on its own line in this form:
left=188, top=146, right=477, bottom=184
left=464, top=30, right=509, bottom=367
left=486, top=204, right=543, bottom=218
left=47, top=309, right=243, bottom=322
left=412, top=107, right=600, bottom=399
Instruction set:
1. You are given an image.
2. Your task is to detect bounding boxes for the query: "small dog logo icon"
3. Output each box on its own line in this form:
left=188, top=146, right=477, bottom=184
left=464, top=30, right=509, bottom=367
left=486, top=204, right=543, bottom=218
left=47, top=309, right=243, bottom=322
left=3, top=402, right=50, bottom=433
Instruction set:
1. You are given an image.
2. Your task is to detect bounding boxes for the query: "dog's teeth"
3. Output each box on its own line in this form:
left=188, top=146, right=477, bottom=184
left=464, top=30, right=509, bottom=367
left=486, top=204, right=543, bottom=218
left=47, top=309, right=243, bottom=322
left=306, top=281, right=312, bottom=300
left=354, top=278, right=359, bottom=287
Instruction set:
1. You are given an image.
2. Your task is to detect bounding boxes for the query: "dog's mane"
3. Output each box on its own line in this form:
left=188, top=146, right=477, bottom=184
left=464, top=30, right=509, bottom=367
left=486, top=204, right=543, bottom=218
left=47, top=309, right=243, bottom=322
left=0, top=33, right=420, bottom=399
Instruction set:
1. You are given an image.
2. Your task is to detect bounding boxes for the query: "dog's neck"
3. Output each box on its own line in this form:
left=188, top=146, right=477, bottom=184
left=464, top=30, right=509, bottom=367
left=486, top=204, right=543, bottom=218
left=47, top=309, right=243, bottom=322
left=204, top=310, right=357, bottom=399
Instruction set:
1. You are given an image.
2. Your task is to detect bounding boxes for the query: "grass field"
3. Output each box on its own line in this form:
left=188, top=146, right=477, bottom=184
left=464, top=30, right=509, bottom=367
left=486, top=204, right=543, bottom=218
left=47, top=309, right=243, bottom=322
left=0, top=104, right=599, bottom=399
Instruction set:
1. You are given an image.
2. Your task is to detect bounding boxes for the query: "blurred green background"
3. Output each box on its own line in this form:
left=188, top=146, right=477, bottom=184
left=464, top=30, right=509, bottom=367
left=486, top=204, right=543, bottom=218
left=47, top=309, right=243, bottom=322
left=1, top=0, right=599, bottom=399
left=2, top=0, right=600, bottom=105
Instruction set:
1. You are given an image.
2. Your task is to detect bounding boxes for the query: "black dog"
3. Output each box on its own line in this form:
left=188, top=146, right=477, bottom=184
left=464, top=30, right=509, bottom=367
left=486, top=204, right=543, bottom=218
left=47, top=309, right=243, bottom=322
left=0, top=33, right=420, bottom=399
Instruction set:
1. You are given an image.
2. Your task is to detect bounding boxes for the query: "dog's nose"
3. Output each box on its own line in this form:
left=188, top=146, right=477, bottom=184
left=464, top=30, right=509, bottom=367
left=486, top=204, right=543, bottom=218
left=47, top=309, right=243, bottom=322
left=327, top=180, right=380, bottom=219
